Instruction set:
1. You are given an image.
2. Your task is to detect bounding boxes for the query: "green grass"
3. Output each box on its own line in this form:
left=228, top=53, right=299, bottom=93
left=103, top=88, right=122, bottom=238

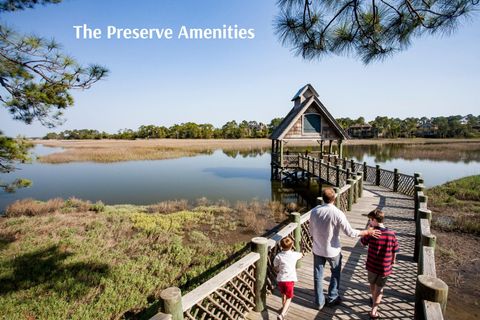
left=0, top=198, right=286, bottom=319
left=427, top=175, right=480, bottom=235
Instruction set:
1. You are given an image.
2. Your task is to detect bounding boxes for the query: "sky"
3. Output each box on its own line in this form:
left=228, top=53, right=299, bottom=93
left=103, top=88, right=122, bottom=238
left=0, top=0, right=479, bottom=137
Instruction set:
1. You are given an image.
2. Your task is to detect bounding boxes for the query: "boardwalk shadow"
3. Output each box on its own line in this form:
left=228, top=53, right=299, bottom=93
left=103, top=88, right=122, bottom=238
left=0, top=245, right=110, bottom=299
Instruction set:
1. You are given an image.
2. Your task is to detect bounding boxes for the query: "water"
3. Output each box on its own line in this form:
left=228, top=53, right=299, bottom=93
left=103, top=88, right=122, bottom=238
left=1, top=143, right=479, bottom=212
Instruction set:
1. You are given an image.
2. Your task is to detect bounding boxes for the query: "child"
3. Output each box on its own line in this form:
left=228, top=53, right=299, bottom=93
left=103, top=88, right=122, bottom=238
left=273, top=236, right=303, bottom=320
left=361, top=209, right=399, bottom=319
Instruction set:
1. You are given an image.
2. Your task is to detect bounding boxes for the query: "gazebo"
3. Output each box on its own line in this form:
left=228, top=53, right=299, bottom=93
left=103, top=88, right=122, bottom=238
left=269, top=84, right=348, bottom=178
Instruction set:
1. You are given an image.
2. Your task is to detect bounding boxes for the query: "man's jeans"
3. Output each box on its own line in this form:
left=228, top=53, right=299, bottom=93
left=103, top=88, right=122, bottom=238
left=313, top=253, right=342, bottom=307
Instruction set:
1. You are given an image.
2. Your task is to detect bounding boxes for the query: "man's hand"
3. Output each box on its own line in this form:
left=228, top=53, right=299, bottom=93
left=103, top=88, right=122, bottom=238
left=369, top=229, right=382, bottom=238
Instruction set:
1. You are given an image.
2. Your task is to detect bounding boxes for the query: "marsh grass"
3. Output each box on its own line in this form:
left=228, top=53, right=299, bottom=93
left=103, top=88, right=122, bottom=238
left=0, top=197, right=288, bottom=319
left=35, top=139, right=273, bottom=163
left=427, top=175, right=480, bottom=235
left=400, top=142, right=480, bottom=162
left=5, top=198, right=105, bottom=217
left=34, top=138, right=480, bottom=164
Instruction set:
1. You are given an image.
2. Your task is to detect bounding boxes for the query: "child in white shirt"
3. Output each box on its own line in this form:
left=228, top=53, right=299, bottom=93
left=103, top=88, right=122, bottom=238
left=273, top=236, right=303, bottom=320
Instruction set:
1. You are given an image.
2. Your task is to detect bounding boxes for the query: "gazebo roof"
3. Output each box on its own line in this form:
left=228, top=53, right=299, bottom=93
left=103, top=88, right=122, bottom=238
left=291, top=83, right=319, bottom=101
left=270, top=92, right=348, bottom=140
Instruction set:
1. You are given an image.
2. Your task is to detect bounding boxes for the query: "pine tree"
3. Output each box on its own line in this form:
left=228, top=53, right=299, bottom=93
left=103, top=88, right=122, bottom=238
left=274, top=0, right=478, bottom=63
left=0, top=0, right=108, bottom=191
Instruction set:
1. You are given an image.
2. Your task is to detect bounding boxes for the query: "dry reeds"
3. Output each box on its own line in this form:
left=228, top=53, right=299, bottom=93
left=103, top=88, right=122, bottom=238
left=5, top=197, right=105, bottom=217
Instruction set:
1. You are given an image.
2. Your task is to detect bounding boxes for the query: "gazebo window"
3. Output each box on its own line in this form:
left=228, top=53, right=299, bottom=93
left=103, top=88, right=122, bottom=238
left=303, top=113, right=321, bottom=134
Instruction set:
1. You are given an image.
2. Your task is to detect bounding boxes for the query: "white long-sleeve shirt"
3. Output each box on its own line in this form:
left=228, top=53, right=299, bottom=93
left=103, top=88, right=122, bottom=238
left=309, top=203, right=360, bottom=258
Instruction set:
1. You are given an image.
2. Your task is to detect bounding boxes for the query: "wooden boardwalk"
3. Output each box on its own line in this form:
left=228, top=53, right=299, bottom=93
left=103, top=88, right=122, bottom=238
left=247, top=183, right=417, bottom=320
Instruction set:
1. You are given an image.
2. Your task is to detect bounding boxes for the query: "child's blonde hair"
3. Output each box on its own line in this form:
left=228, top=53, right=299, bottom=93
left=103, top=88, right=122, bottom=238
left=280, top=236, right=294, bottom=251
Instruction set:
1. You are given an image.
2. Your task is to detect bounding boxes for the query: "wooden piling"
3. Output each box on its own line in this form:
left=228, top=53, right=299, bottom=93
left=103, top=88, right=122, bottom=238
left=393, top=168, right=399, bottom=192
left=356, top=172, right=363, bottom=198
left=363, top=162, right=367, bottom=181
left=252, top=237, right=268, bottom=312
left=347, top=179, right=354, bottom=211
left=290, top=212, right=302, bottom=268
left=416, top=275, right=448, bottom=317
left=160, top=287, right=184, bottom=320
left=333, top=187, right=341, bottom=208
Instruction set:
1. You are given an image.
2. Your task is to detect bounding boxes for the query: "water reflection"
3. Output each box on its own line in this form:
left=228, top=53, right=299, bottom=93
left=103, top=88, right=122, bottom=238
left=203, top=167, right=268, bottom=180
left=286, top=142, right=480, bottom=164
left=1, top=142, right=479, bottom=212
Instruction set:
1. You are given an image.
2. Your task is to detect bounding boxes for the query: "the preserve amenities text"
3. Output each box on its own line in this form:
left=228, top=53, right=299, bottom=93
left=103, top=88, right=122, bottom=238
left=73, top=24, right=256, bottom=40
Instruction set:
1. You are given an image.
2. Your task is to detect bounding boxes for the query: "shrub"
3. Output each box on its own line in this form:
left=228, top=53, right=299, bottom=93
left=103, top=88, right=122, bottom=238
left=147, top=200, right=189, bottom=214
left=131, top=210, right=208, bottom=235
left=90, top=201, right=106, bottom=213
left=63, top=197, right=92, bottom=213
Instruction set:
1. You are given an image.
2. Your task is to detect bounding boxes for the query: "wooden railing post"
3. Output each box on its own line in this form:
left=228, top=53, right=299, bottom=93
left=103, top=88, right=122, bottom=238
left=414, top=172, right=421, bottom=184
left=363, top=162, right=367, bottom=181
left=416, top=275, right=448, bottom=318
left=419, top=208, right=432, bottom=223
left=343, top=157, right=347, bottom=168
left=326, top=161, right=330, bottom=184
left=336, top=165, right=341, bottom=187
left=350, top=159, right=355, bottom=172
left=252, top=237, right=268, bottom=312
left=414, top=184, right=425, bottom=220
left=160, top=287, right=184, bottom=320
left=393, top=168, right=399, bottom=192
left=151, top=313, right=172, bottom=320
left=414, top=194, right=428, bottom=262
left=357, top=172, right=364, bottom=198
left=319, top=159, right=323, bottom=178
left=290, top=212, right=302, bottom=268
left=347, top=179, right=354, bottom=211
left=353, top=175, right=359, bottom=203
left=375, top=164, right=381, bottom=186
left=333, top=187, right=341, bottom=208
left=290, top=213, right=301, bottom=251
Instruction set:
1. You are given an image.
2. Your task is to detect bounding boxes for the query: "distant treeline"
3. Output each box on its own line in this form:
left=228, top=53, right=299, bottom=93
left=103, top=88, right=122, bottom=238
left=43, top=115, right=480, bottom=140
left=43, top=119, right=282, bottom=140
left=339, top=115, right=480, bottom=139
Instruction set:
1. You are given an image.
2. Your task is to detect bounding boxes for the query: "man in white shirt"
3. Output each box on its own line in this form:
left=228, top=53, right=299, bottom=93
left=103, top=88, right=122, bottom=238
left=309, top=187, right=380, bottom=310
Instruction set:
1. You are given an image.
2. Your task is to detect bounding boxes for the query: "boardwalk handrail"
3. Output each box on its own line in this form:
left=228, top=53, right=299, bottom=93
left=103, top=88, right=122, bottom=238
left=151, top=181, right=358, bottom=320
left=413, top=176, right=448, bottom=320
left=153, top=153, right=448, bottom=320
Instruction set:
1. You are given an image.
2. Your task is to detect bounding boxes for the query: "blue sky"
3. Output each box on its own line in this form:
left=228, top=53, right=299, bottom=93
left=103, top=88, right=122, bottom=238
left=1, top=0, right=479, bottom=137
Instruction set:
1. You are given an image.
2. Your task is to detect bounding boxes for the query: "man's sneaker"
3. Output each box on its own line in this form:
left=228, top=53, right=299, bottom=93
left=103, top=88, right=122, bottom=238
left=326, top=296, right=342, bottom=306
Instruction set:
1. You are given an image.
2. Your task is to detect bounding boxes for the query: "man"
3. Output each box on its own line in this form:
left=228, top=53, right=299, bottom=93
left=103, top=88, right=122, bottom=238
left=309, top=187, right=381, bottom=310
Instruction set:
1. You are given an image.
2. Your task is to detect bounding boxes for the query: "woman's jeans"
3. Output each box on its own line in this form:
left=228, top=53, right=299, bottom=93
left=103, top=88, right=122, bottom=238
left=313, top=252, right=342, bottom=307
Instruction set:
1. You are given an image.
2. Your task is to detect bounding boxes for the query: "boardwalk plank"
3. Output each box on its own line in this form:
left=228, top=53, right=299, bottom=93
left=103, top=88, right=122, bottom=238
left=247, top=183, right=416, bottom=320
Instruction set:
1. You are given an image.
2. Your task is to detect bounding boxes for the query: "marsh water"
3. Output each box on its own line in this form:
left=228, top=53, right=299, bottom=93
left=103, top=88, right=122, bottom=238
left=1, top=142, right=479, bottom=212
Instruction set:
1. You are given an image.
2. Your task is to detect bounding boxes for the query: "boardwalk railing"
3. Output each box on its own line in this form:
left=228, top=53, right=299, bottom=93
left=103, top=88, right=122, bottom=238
left=413, top=175, right=448, bottom=320
left=153, top=154, right=449, bottom=320
left=151, top=185, right=358, bottom=320
left=275, top=152, right=415, bottom=197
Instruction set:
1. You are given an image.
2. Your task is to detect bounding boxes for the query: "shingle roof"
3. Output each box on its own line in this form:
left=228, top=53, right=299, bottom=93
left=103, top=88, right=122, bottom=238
left=291, top=83, right=319, bottom=101
left=270, top=94, right=348, bottom=140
